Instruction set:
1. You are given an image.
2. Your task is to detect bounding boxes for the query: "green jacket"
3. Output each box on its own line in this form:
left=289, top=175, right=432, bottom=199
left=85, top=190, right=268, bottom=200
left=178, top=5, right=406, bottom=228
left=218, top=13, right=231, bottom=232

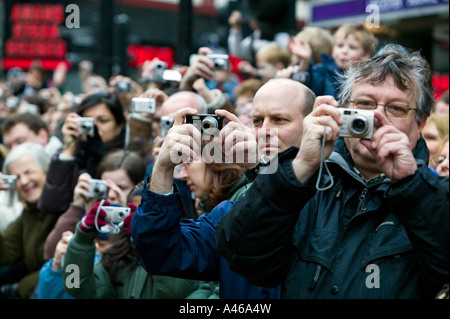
left=63, top=223, right=199, bottom=299
left=0, top=205, right=59, bottom=298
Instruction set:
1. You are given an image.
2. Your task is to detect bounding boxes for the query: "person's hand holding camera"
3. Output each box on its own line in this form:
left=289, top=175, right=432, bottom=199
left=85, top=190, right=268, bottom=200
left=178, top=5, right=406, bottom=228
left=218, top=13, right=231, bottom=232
left=79, top=200, right=110, bottom=232
left=359, top=110, right=417, bottom=182
left=72, top=173, right=94, bottom=208
left=150, top=107, right=201, bottom=194
left=292, top=96, right=341, bottom=183
left=180, top=47, right=215, bottom=91
left=156, top=107, right=202, bottom=170
left=61, top=112, right=82, bottom=157
left=216, top=109, right=259, bottom=170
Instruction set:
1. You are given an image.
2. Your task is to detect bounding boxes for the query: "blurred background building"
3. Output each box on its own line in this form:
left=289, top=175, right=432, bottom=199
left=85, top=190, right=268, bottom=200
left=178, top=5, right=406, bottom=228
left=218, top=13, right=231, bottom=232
left=0, top=0, right=448, bottom=96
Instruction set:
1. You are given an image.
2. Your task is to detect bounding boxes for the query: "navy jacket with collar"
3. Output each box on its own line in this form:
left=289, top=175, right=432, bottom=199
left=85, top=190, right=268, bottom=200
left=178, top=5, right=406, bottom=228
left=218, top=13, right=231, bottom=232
left=216, top=138, right=449, bottom=298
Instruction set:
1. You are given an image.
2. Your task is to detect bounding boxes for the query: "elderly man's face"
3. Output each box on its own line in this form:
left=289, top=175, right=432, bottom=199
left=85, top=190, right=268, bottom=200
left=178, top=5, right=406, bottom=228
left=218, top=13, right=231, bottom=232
left=7, top=154, right=47, bottom=204
left=344, top=76, right=426, bottom=176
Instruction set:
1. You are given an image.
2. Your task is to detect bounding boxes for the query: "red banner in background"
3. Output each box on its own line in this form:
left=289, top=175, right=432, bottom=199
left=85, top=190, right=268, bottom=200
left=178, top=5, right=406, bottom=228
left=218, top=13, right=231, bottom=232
left=2, top=3, right=70, bottom=71
left=127, top=45, right=175, bottom=68
left=433, top=73, right=449, bottom=100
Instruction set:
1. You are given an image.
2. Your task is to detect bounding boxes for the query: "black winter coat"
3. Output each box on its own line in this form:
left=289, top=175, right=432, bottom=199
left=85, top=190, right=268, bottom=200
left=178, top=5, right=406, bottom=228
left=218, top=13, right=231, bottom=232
left=216, top=138, right=449, bottom=298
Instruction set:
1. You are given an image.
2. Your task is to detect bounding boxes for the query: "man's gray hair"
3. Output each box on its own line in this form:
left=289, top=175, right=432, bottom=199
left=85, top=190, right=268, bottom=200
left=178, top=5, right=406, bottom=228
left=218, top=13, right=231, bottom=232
left=2, top=142, right=51, bottom=174
left=338, top=44, right=434, bottom=121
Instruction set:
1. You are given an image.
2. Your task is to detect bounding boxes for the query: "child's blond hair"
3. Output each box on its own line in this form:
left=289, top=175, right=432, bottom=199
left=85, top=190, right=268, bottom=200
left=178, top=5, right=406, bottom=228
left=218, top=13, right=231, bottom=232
left=333, top=23, right=379, bottom=56
left=294, top=27, right=333, bottom=64
left=256, top=42, right=291, bottom=67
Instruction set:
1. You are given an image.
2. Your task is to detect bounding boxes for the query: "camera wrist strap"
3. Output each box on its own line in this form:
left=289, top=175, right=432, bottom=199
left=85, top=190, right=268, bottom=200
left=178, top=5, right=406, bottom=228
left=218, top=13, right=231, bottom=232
left=315, top=125, right=334, bottom=192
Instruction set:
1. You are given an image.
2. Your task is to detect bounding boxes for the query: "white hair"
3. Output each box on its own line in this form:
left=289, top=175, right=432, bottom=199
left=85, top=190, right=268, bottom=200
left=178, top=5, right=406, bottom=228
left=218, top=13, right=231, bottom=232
left=3, top=142, right=51, bottom=174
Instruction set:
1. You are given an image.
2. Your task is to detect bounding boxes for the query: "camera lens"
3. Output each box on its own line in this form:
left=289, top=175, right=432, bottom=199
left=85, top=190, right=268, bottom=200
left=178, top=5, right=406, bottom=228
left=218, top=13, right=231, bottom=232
left=350, top=116, right=368, bottom=137
left=215, top=59, right=224, bottom=68
left=202, top=117, right=218, bottom=133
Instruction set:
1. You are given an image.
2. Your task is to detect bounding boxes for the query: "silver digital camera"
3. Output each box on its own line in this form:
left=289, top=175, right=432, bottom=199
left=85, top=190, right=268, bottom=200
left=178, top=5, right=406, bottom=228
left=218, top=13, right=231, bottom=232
left=1, top=175, right=17, bottom=188
left=102, top=206, right=131, bottom=224
left=153, top=61, right=168, bottom=83
left=185, top=114, right=224, bottom=136
left=207, top=54, right=229, bottom=71
left=338, top=108, right=374, bottom=139
left=115, top=81, right=133, bottom=93
left=88, top=179, right=108, bottom=199
left=131, top=97, right=156, bottom=114
left=160, top=116, right=174, bottom=137
left=76, top=117, right=95, bottom=136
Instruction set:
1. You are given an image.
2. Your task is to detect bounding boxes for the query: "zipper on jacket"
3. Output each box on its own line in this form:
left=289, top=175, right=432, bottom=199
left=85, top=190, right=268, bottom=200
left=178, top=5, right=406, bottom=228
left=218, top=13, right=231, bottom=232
left=357, top=188, right=368, bottom=212
left=308, top=264, right=322, bottom=290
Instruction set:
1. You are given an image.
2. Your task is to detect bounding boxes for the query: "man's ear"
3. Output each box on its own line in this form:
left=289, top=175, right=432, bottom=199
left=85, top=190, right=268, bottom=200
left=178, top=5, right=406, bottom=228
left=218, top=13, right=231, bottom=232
left=417, top=117, right=427, bottom=140
left=37, top=128, right=49, bottom=145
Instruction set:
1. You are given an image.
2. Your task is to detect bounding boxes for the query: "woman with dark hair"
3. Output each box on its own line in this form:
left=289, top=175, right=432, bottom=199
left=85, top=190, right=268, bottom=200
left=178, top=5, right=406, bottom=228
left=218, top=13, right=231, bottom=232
left=75, top=91, right=126, bottom=149
left=37, top=91, right=128, bottom=216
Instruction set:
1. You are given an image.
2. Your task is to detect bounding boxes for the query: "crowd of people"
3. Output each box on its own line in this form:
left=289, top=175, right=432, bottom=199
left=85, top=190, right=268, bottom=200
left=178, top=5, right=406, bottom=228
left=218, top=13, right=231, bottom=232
left=0, top=12, right=448, bottom=300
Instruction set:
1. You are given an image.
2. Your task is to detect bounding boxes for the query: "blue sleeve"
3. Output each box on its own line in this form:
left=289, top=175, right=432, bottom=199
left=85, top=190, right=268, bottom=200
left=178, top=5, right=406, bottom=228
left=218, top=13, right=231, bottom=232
left=37, top=259, right=74, bottom=299
left=131, top=179, right=235, bottom=281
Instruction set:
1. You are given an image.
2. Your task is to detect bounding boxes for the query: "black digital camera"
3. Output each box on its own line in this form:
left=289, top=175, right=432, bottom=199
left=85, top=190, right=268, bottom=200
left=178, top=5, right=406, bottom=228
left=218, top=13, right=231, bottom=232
left=185, top=114, right=224, bottom=136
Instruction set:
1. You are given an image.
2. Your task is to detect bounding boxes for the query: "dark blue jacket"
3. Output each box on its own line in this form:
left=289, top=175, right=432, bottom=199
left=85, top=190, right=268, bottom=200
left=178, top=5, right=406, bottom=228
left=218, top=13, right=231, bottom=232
left=305, top=53, right=343, bottom=99
left=216, top=139, right=449, bottom=298
left=131, top=182, right=280, bottom=299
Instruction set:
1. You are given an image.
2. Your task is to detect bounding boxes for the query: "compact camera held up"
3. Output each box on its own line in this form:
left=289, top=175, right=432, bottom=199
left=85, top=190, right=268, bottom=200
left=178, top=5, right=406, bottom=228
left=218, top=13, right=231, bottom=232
left=131, top=97, right=156, bottom=114
left=88, top=179, right=108, bottom=199
left=207, top=54, right=229, bottom=72
left=185, top=114, right=224, bottom=136
left=102, top=206, right=131, bottom=224
left=115, top=81, right=134, bottom=93
left=1, top=175, right=17, bottom=189
left=338, top=108, right=374, bottom=139
left=160, top=116, right=174, bottom=137
left=75, top=117, right=95, bottom=137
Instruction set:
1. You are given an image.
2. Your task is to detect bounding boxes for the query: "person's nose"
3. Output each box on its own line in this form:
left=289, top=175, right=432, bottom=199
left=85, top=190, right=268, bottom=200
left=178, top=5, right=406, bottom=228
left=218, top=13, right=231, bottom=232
left=442, top=157, right=449, bottom=172
left=258, top=119, right=273, bottom=136
left=178, top=163, right=189, bottom=181
left=107, top=188, right=117, bottom=202
left=17, top=174, right=30, bottom=188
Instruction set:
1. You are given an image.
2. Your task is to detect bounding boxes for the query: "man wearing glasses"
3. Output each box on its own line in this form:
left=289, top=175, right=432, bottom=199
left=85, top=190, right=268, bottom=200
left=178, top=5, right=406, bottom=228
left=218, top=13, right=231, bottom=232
left=216, top=45, right=449, bottom=299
